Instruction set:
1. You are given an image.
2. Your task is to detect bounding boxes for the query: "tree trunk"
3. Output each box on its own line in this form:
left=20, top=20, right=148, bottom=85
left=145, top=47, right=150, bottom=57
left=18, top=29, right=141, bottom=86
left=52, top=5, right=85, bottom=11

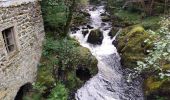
left=140, top=0, right=154, bottom=16
left=164, top=0, right=168, bottom=14
left=63, top=0, right=76, bottom=37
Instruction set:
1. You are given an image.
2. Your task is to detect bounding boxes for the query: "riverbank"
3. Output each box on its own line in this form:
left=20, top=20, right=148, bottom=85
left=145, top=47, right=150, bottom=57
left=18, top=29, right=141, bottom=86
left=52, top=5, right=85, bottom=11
left=22, top=0, right=170, bottom=100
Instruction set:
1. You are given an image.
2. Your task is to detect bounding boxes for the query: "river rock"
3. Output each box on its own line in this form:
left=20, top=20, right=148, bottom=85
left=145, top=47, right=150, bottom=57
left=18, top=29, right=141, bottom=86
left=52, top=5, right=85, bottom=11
left=87, top=25, right=94, bottom=29
left=71, top=27, right=80, bottom=33
left=82, top=27, right=88, bottom=29
left=109, top=27, right=119, bottom=38
left=101, top=16, right=111, bottom=22
left=90, top=6, right=97, bottom=11
left=101, top=22, right=106, bottom=26
left=112, top=40, right=118, bottom=46
left=81, top=11, right=91, bottom=17
left=82, top=30, right=89, bottom=36
left=76, top=46, right=98, bottom=75
left=87, top=29, right=103, bottom=45
left=100, top=13, right=107, bottom=16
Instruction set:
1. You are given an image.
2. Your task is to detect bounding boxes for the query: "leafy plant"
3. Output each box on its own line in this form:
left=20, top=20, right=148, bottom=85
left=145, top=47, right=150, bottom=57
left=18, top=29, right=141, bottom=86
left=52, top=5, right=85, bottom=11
left=135, top=17, right=170, bottom=78
left=48, top=83, right=68, bottom=100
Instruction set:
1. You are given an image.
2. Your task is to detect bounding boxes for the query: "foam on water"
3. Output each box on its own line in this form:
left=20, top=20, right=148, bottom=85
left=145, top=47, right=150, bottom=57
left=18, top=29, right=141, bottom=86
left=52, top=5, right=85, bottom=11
left=70, top=5, right=144, bottom=100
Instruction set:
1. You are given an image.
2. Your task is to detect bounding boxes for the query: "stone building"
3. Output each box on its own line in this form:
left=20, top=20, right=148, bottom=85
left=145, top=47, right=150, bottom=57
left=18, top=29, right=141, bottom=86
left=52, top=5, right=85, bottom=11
left=0, top=0, right=45, bottom=99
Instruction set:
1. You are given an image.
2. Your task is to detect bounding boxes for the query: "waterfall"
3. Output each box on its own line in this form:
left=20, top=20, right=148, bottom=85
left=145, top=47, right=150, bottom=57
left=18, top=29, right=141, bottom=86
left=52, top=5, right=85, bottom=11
left=70, top=5, right=144, bottom=100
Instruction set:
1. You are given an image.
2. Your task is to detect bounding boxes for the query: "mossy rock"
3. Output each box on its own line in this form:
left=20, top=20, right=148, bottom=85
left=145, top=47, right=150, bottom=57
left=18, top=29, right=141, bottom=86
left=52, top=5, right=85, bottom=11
left=144, top=76, right=165, bottom=95
left=75, top=47, right=98, bottom=75
left=163, top=64, right=170, bottom=71
left=87, top=29, right=103, bottom=45
left=117, top=25, right=154, bottom=69
left=144, top=76, right=170, bottom=99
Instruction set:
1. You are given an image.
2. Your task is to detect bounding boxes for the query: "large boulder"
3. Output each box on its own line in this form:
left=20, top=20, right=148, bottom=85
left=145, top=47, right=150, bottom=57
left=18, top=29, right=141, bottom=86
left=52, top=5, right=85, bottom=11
left=144, top=74, right=170, bottom=99
left=116, top=25, right=170, bottom=99
left=117, top=25, right=154, bottom=69
left=143, top=62, right=170, bottom=99
left=75, top=47, right=98, bottom=75
left=87, top=29, right=104, bottom=45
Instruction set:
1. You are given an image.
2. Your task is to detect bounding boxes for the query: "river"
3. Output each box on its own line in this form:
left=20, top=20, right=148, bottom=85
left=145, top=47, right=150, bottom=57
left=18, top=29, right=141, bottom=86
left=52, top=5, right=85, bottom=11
left=70, top=4, right=144, bottom=100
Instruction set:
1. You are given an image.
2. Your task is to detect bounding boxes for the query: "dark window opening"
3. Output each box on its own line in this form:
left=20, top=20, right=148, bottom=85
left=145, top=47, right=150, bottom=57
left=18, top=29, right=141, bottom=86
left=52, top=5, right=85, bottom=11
left=2, top=27, right=16, bottom=53
left=14, top=83, right=32, bottom=100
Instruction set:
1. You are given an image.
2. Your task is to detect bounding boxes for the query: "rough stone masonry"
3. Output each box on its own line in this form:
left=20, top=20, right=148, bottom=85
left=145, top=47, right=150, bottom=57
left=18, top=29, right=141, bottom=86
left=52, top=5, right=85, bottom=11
left=0, top=0, right=45, bottom=99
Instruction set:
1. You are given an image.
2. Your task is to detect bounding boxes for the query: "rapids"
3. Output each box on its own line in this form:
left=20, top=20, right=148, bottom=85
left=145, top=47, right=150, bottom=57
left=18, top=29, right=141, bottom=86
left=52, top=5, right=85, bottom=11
left=70, top=4, right=144, bottom=100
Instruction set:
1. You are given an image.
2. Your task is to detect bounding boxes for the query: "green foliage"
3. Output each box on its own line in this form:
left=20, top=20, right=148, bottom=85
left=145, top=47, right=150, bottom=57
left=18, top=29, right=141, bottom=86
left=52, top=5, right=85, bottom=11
left=113, top=10, right=161, bottom=30
left=48, top=83, right=68, bottom=100
left=141, top=16, right=161, bottom=30
left=133, top=17, right=170, bottom=98
left=114, top=10, right=141, bottom=24
left=22, top=82, right=47, bottom=100
left=136, top=18, right=170, bottom=77
left=33, top=82, right=47, bottom=94
left=23, top=93, right=42, bottom=100
left=42, top=36, right=80, bottom=69
left=155, top=96, right=168, bottom=100
left=23, top=82, right=68, bottom=100
left=117, top=25, right=153, bottom=69
left=41, top=0, right=68, bottom=33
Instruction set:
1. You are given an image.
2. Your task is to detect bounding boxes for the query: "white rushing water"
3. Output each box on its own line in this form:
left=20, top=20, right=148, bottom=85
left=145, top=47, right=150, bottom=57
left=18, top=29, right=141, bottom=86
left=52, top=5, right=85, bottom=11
left=70, top=5, right=143, bottom=100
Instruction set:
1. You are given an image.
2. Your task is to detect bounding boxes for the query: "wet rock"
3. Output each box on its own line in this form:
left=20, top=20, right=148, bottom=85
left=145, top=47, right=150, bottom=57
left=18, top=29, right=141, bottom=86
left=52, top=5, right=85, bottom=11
left=103, top=27, right=110, bottom=31
left=109, top=27, right=119, bottom=38
left=71, top=27, right=80, bottom=33
left=117, top=25, right=153, bottom=69
left=100, top=13, right=107, bottom=16
left=90, top=7, right=97, bottom=11
left=82, top=30, right=89, bottom=37
left=144, top=63, right=170, bottom=99
left=82, top=27, right=88, bottom=29
left=87, top=29, right=103, bottom=45
left=81, top=11, right=91, bottom=17
left=101, top=22, right=106, bottom=26
left=87, top=25, right=94, bottom=29
left=76, top=47, right=98, bottom=75
left=112, top=40, right=118, bottom=47
left=101, top=16, right=111, bottom=22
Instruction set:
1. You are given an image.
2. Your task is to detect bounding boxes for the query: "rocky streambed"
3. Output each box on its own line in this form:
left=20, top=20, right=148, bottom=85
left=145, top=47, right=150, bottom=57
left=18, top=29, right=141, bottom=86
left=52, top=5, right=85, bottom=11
left=70, top=4, right=144, bottom=100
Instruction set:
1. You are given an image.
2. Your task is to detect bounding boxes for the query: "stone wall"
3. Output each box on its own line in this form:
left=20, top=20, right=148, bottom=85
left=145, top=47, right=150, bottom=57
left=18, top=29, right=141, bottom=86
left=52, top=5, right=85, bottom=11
left=0, top=1, right=45, bottom=100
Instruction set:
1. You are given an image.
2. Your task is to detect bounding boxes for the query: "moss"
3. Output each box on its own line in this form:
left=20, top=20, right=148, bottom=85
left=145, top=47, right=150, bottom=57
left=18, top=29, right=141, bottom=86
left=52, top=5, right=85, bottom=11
left=87, top=29, right=104, bottom=45
left=65, top=70, right=83, bottom=90
left=144, top=76, right=165, bottom=95
left=162, top=64, right=170, bottom=71
left=75, top=47, right=98, bottom=75
left=117, top=25, right=153, bottom=69
left=36, top=63, right=55, bottom=87
left=144, top=76, right=170, bottom=99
